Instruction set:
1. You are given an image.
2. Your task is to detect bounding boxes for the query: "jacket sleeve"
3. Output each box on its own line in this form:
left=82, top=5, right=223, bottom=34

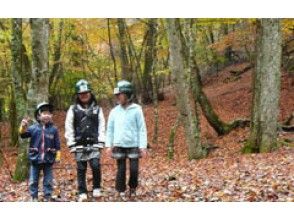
left=64, top=105, right=76, bottom=147
left=97, top=107, right=106, bottom=146
left=54, top=128, right=61, bottom=151
left=105, top=109, right=114, bottom=148
left=20, top=125, right=33, bottom=139
left=136, top=107, right=147, bottom=149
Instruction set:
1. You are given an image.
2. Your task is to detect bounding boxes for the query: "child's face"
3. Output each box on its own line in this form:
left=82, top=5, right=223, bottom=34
left=39, top=111, right=52, bottom=124
left=78, top=92, right=91, bottom=104
left=116, top=93, right=127, bottom=105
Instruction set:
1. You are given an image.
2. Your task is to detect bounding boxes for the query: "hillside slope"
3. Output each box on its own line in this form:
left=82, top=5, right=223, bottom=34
left=0, top=63, right=293, bottom=202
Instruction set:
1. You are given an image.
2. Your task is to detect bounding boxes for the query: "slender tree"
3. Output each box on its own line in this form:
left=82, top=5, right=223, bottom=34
left=10, top=19, right=25, bottom=148
left=150, top=20, right=159, bottom=144
left=0, top=97, right=2, bottom=165
left=142, top=18, right=158, bottom=104
left=107, top=18, right=118, bottom=84
left=117, top=18, right=131, bottom=80
left=49, top=19, right=64, bottom=106
left=167, top=114, right=180, bottom=160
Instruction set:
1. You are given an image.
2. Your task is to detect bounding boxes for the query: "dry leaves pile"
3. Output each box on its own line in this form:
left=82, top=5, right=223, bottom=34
left=0, top=63, right=293, bottom=202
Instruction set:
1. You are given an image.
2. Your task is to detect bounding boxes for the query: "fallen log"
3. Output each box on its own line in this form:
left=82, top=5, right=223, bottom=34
left=229, top=64, right=253, bottom=76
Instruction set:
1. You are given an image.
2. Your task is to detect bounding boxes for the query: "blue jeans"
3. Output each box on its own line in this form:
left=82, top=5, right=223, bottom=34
left=29, top=163, right=53, bottom=199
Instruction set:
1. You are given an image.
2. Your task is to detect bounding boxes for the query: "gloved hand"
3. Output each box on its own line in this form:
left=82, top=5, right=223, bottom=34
left=19, top=117, right=30, bottom=134
left=55, top=151, right=61, bottom=162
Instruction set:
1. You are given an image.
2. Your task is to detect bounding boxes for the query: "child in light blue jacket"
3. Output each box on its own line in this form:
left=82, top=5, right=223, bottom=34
left=106, top=80, right=147, bottom=198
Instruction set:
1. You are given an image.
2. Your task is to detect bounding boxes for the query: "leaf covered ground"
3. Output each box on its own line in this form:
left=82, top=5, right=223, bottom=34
left=0, top=63, right=293, bottom=202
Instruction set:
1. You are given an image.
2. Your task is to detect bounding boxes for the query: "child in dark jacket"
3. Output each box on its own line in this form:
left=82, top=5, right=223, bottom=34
left=19, top=102, right=61, bottom=202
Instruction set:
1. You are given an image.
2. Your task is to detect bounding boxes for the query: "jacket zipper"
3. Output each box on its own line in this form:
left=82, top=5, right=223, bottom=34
left=41, top=125, right=45, bottom=161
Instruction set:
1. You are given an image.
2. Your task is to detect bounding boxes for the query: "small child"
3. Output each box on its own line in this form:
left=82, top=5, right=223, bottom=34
left=19, top=102, right=61, bottom=202
left=106, top=80, right=148, bottom=198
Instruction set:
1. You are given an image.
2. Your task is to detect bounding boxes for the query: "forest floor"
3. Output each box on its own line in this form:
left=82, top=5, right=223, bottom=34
left=0, top=63, right=293, bottom=202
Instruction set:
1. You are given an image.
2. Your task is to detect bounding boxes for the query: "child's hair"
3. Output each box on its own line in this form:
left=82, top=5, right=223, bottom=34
left=75, top=92, right=98, bottom=106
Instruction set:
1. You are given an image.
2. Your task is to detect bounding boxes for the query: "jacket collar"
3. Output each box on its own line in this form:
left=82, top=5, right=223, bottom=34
left=119, top=103, right=137, bottom=110
left=37, top=122, right=53, bottom=128
left=76, top=102, right=96, bottom=111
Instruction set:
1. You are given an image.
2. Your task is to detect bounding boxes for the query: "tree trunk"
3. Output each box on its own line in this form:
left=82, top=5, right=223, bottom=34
left=10, top=18, right=25, bottom=148
left=12, top=18, right=28, bottom=181
left=222, top=23, right=234, bottom=64
left=125, top=24, right=145, bottom=103
left=0, top=98, right=3, bottom=165
left=21, top=43, right=31, bottom=95
left=193, top=65, right=250, bottom=135
left=107, top=18, right=118, bottom=84
left=166, top=18, right=206, bottom=160
left=167, top=114, right=180, bottom=160
left=0, top=98, right=3, bottom=122
left=27, top=18, right=50, bottom=114
left=49, top=19, right=64, bottom=105
left=14, top=18, right=50, bottom=181
left=142, top=18, right=158, bottom=104
left=152, top=70, right=159, bottom=144
left=9, top=88, right=18, bottom=147
left=151, top=32, right=159, bottom=144
left=244, top=19, right=282, bottom=153
left=117, top=18, right=131, bottom=80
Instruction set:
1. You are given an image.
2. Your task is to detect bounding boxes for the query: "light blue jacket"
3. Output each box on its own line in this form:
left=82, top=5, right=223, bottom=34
left=106, top=103, right=147, bottom=149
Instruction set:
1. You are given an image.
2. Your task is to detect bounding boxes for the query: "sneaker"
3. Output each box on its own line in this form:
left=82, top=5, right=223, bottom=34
left=116, top=192, right=127, bottom=201
left=119, top=192, right=126, bottom=197
left=129, top=188, right=136, bottom=197
left=115, top=192, right=126, bottom=198
left=78, top=193, right=88, bottom=202
left=43, top=196, right=52, bottom=202
left=30, top=197, right=38, bottom=202
left=93, top=188, right=102, bottom=198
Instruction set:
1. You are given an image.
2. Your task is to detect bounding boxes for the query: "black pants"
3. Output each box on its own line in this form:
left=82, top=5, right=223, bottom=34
left=116, top=158, right=139, bottom=192
left=77, top=158, right=101, bottom=194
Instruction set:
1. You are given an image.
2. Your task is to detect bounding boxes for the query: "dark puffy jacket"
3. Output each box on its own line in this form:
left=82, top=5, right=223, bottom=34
left=73, top=104, right=99, bottom=146
left=20, top=122, right=60, bottom=164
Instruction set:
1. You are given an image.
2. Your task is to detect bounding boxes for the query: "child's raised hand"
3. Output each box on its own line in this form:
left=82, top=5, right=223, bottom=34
left=21, top=117, right=30, bottom=127
left=19, top=117, right=31, bottom=134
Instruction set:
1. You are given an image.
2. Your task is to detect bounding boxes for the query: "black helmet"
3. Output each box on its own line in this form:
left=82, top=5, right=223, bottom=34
left=113, top=80, right=134, bottom=99
left=75, top=79, right=92, bottom=94
left=34, top=102, right=53, bottom=120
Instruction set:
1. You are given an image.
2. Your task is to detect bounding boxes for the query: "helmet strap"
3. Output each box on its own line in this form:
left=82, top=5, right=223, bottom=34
left=127, top=94, right=134, bottom=102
